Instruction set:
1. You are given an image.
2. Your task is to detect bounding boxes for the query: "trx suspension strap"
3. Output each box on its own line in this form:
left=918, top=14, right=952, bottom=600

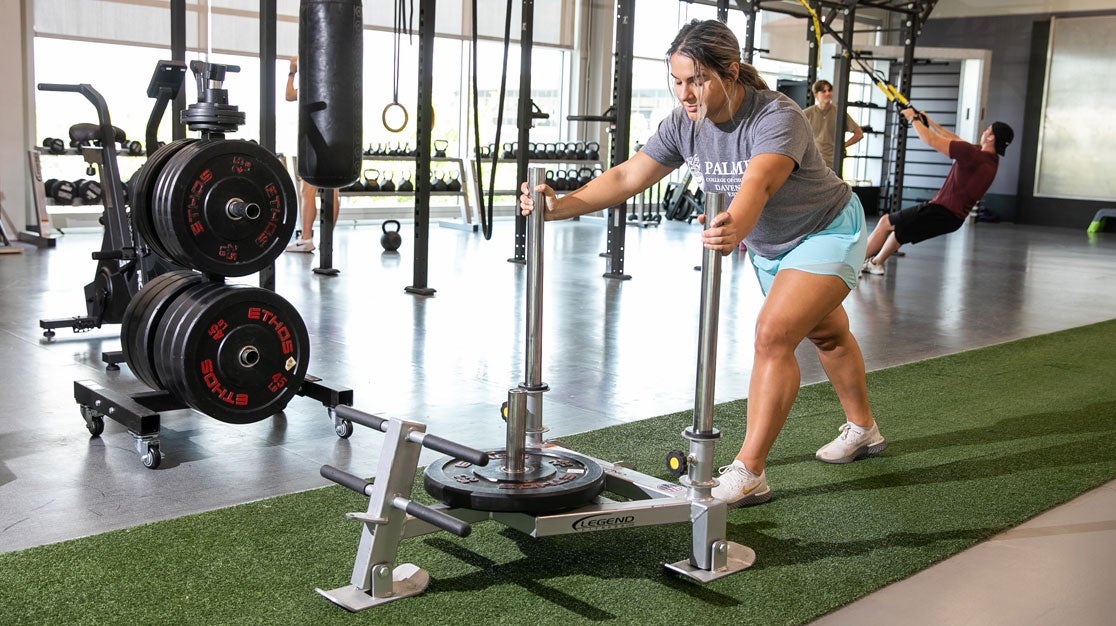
left=794, top=0, right=925, bottom=122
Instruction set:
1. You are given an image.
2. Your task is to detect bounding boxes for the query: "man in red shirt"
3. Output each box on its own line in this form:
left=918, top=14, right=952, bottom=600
left=860, top=109, right=1013, bottom=275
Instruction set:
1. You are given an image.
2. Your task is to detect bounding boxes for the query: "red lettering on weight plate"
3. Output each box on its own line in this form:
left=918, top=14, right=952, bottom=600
left=200, top=359, right=249, bottom=406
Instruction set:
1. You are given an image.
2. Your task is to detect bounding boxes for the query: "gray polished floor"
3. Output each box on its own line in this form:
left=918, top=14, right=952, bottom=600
left=1, top=215, right=1115, bottom=623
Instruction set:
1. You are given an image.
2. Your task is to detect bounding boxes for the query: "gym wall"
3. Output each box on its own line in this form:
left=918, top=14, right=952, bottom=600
left=919, top=9, right=1116, bottom=228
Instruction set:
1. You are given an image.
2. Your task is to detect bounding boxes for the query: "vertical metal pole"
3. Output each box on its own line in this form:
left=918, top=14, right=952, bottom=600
left=692, top=192, right=725, bottom=438
left=313, top=187, right=339, bottom=275
left=806, top=0, right=820, bottom=105
left=603, top=0, right=634, bottom=281
left=889, top=12, right=918, bottom=214
left=510, top=0, right=534, bottom=266
left=406, top=0, right=437, bottom=295
left=740, top=0, right=758, bottom=65
left=505, top=388, right=528, bottom=474
left=523, top=167, right=548, bottom=446
left=524, top=167, right=545, bottom=389
left=259, top=0, right=278, bottom=292
left=259, top=0, right=277, bottom=152
left=685, top=192, right=726, bottom=503
left=831, top=1, right=856, bottom=176
left=170, top=0, right=186, bottom=140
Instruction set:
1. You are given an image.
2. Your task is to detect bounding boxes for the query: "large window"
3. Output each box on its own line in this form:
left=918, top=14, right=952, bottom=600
left=32, top=2, right=574, bottom=200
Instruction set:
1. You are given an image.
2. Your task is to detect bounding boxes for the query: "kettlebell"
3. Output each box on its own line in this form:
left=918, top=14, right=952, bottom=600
left=379, top=169, right=396, bottom=192
left=446, top=171, right=462, bottom=192
left=381, top=219, right=402, bottom=252
left=398, top=173, right=414, bottom=192
left=432, top=173, right=448, bottom=192
left=578, top=166, right=593, bottom=188
left=363, top=168, right=380, bottom=192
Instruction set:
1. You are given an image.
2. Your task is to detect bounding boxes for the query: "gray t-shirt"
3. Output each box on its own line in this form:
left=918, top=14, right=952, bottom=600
left=641, top=88, right=851, bottom=258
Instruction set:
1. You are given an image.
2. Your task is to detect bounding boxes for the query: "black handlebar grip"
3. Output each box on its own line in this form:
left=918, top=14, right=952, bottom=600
left=396, top=498, right=471, bottom=538
left=37, top=83, right=81, bottom=93
left=333, top=404, right=387, bottom=432
left=320, top=464, right=372, bottom=496
left=417, top=433, right=490, bottom=467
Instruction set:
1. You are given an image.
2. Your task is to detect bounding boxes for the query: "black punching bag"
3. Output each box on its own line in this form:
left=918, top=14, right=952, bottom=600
left=298, top=0, right=362, bottom=188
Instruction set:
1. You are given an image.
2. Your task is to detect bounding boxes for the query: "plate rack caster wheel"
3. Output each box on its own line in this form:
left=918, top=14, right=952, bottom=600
left=87, top=415, right=105, bottom=437
left=142, top=443, right=162, bottom=469
left=329, top=407, right=353, bottom=439
left=334, top=417, right=353, bottom=439
left=80, top=405, right=105, bottom=437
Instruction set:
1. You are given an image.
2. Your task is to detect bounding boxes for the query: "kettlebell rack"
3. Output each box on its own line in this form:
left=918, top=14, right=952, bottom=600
left=466, top=153, right=604, bottom=209
left=331, top=155, right=475, bottom=229
left=315, top=169, right=754, bottom=611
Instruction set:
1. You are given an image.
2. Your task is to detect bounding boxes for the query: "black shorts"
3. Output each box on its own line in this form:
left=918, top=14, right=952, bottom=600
left=889, top=202, right=965, bottom=245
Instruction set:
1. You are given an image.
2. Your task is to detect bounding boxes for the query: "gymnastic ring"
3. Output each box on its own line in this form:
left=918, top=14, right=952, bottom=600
left=382, top=101, right=409, bottom=133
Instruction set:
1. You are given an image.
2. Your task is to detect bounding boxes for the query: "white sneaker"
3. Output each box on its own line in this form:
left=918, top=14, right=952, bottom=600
left=860, top=258, right=885, bottom=275
left=711, top=460, right=772, bottom=508
left=285, top=238, right=315, bottom=253
left=816, top=421, right=888, bottom=464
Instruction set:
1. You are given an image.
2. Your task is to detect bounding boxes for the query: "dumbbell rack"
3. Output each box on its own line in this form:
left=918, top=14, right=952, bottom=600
left=315, top=171, right=754, bottom=612
left=25, top=146, right=104, bottom=247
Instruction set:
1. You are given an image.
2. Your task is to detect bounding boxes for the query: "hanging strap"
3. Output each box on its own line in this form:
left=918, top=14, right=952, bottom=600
left=470, top=0, right=514, bottom=241
left=795, top=0, right=919, bottom=115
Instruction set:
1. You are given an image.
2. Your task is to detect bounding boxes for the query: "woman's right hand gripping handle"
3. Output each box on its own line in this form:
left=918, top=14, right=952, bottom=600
left=519, top=181, right=557, bottom=218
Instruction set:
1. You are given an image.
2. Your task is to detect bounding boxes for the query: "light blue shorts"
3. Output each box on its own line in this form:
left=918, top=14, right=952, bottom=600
left=749, top=193, right=867, bottom=294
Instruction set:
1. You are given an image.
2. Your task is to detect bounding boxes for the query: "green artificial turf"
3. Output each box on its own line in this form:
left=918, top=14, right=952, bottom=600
left=3, top=320, right=1116, bottom=625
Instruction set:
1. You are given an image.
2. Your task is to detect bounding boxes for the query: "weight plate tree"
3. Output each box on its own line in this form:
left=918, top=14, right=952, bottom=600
left=120, top=269, right=207, bottom=391
left=152, top=281, right=311, bottom=424
left=149, top=139, right=297, bottom=276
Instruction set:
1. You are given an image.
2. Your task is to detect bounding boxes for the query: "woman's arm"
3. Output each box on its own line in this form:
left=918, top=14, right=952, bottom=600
left=520, top=151, right=674, bottom=221
left=700, top=153, right=795, bottom=253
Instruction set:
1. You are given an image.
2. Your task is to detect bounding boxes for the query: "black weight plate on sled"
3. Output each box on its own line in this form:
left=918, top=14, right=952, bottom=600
left=130, top=139, right=197, bottom=262
left=151, top=140, right=297, bottom=276
left=153, top=282, right=310, bottom=423
left=120, top=270, right=207, bottom=390
left=424, top=449, right=605, bottom=513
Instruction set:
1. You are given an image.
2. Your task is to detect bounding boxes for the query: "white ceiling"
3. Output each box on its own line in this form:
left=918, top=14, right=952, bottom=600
left=931, top=0, right=1116, bottom=19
